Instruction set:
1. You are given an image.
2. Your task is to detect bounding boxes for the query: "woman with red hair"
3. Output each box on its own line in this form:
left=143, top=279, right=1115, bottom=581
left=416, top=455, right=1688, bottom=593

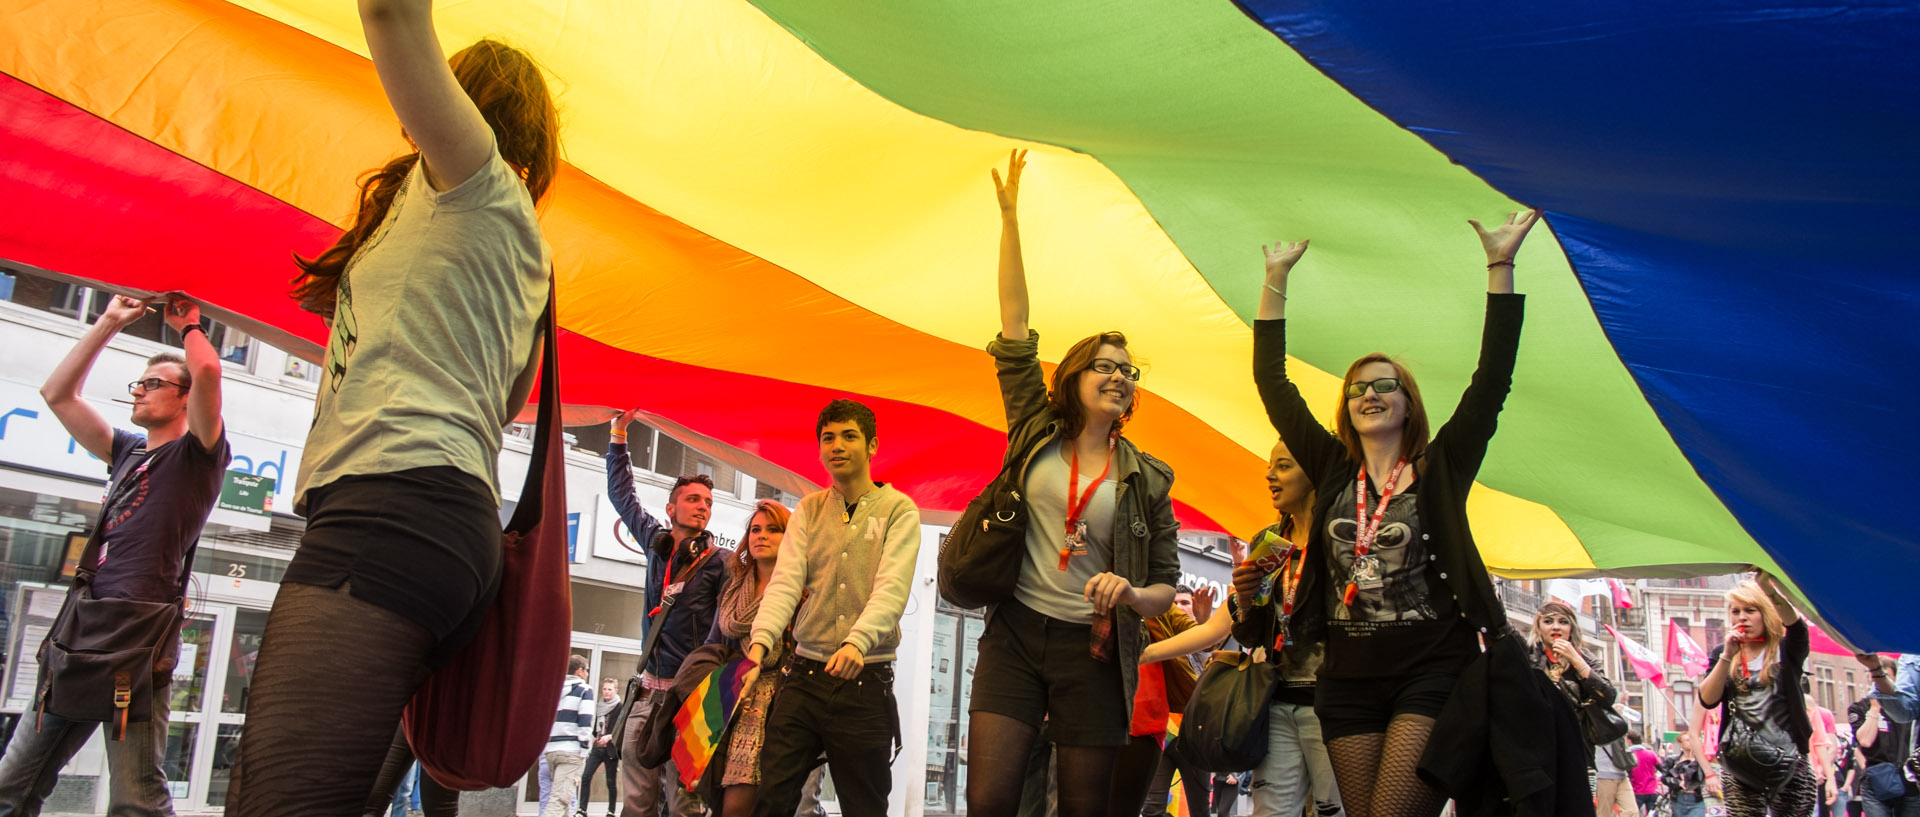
left=230, top=0, right=558, bottom=812
left=965, top=149, right=1184, bottom=817
left=1247, top=209, right=1543, bottom=817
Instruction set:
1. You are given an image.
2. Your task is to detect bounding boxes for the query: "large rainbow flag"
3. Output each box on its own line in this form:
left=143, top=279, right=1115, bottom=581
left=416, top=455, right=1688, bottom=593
left=1, top=1, right=1913, bottom=650
left=669, top=657, right=755, bottom=792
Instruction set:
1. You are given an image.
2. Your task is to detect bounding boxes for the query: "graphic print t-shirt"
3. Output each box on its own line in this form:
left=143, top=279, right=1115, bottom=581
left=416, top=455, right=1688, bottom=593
left=1320, top=479, right=1478, bottom=679
left=1849, top=697, right=1913, bottom=766
left=294, top=148, right=550, bottom=512
left=90, top=429, right=231, bottom=602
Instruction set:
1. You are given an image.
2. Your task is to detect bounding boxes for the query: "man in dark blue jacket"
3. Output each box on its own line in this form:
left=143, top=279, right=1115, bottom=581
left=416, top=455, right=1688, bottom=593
left=607, top=410, right=731, bottom=817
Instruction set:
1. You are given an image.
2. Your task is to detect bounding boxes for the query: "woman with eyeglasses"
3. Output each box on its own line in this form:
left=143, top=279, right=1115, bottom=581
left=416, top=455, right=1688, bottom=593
left=966, top=149, right=1184, bottom=817
left=1250, top=210, right=1542, bottom=817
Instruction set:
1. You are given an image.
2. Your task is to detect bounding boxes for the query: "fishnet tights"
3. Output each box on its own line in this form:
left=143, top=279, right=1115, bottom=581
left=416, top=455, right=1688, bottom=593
left=1325, top=715, right=1447, bottom=817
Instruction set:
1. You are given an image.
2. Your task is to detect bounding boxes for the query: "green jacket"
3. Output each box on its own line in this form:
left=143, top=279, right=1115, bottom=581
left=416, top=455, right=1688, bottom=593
left=987, top=331, right=1184, bottom=723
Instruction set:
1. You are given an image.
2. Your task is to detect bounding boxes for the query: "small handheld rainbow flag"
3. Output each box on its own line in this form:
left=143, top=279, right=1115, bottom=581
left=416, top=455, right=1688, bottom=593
left=670, top=657, right=756, bottom=791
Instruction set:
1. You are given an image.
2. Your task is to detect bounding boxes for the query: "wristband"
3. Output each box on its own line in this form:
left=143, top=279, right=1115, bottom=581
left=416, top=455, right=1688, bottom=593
left=1264, top=283, right=1287, bottom=298
left=181, top=323, right=206, bottom=338
left=1487, top=259, right=1515, bottom=269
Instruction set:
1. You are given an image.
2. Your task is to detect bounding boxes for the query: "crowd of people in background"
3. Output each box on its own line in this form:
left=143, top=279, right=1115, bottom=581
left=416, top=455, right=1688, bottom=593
left=0, top=2, right=1912, bottom=817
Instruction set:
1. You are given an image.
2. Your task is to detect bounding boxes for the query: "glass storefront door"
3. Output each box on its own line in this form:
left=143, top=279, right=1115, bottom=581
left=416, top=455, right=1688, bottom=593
left=926, top=601, right=984, bottom=816
left=518, top=637, right=647, bottom=815
left=155, top=601, right=266, bottom=812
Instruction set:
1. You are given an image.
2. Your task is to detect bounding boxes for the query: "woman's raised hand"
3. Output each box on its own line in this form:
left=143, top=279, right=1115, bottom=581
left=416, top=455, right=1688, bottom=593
left=1468, top=208, right=1543, bottom=265
left=991, top=149, right=1028, bottom=219
left=1262, top=240, right=1309, bottom=279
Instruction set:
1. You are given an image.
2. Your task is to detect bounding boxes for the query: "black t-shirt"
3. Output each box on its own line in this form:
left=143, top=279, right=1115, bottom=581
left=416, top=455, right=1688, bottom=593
left=1320, top=480, right=1479, bottom=679
left=91, top=429, right=231, bottom=602
left=1849, top=698, right=1913, bottom=766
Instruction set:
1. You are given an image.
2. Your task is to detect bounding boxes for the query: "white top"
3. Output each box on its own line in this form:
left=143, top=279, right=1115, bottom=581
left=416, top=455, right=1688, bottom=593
left=295, top=148, right=550, bottom=511
left=1015, top=440, right=1117, bottom=623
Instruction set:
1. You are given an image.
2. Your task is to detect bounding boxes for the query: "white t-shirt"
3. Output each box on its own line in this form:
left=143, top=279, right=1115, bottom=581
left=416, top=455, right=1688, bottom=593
left=295, top=149, right=550, bottom=511
left=1014, top=440, right=1117, bottom=623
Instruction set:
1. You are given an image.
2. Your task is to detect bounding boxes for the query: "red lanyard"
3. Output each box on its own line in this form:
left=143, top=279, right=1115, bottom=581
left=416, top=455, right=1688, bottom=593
left=1273, top=520, right=1307, bottom=652
left=1057, top=434, right=1117, bottom=570
left=1343, top=457, right=1409, bottom=606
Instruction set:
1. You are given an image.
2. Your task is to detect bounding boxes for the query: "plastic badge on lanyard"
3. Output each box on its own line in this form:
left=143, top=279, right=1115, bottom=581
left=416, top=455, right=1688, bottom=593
left=1343, top=458, right=1408, bottom=606
left=1057, top=433, right=1117, bottom=571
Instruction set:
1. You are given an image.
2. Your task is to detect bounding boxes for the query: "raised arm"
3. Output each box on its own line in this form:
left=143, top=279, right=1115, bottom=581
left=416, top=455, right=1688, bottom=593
left=1756, top=570, right=1802, bottom=627
left=1468, top=209, right=1541, bottom=295
left=40, top=295, right=147, bottom=461
left=162, top=297, right=225, bottom=450
left=359, top=0, right=495, bottom=192
left=605, top=409, right=663, bottom=544
left=1427, top=210, right=1541, bottom=472
left=1141, top=606, right=1230, bottom=664
left=1251, top=240, right=1346, bottom=480
left=994, top=149, right=1029, bottom=342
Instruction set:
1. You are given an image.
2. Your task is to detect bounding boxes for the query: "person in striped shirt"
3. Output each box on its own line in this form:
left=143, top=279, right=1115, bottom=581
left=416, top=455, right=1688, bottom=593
left=546, top=655, right=597, bottom=817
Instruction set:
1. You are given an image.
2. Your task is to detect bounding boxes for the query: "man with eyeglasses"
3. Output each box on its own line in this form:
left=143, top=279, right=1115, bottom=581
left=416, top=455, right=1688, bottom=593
left=0, top=294, right=228, bottom=816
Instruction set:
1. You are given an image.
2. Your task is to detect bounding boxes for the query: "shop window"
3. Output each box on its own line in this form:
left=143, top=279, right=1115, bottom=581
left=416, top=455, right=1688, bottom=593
left=571, top=580, right=647, bottom=641
left=283, top=355, right=324, bottom=383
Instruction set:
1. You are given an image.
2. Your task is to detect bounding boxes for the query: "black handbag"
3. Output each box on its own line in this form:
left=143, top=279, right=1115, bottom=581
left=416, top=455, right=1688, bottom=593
left=1578, top=698, right=1630, bottom=746
left=1720, top=713, right=1801, bottom=795
left=35, top=446, right=193, bottom=739
left=937, top=442, right=1029, bottom=610
left=1180, top=650, right=1276, bottom=773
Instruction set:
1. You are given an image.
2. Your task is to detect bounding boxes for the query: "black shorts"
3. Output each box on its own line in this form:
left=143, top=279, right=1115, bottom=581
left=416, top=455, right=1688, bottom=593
left=1313, top=672, right=1458, bottom=741
left=968, top=599, right=1127, bottom=747
left=283, top=466, right=503, bottom=666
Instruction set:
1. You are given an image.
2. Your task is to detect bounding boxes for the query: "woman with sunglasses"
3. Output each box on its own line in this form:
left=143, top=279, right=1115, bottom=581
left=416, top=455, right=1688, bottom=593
left=1697, top=573, right=1815, bottom=817
left=1250, top=210, right=1542, bottom=817
left=967, top=149, right=1184, bottom=817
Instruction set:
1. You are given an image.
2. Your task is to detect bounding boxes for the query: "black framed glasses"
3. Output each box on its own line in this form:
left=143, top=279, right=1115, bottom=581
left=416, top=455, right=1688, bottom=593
left=1089, top=358, right=1142, bottom=381
left=1344, top=377, right=1401, bottom=399
left=127, top=378, right=188, bottom=394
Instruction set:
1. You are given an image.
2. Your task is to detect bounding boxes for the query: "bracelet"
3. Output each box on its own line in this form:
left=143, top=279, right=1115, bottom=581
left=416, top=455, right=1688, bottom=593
left=181, top=323, right=206, bottom=337
left=1264, top=283, right=1286, bottom=298
left=1486, top=258, right=1515, bottom=269
left=1871, top=671, right=1889, bottom=679
left=610, top=431, right=627, bottom=443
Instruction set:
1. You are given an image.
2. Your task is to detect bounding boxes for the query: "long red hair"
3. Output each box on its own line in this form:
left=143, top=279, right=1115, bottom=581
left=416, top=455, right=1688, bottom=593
left=292, top=39, right=559, bottom=316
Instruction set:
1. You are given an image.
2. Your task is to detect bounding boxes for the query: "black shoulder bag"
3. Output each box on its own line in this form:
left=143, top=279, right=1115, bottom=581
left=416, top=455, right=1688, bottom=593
left=35, top=446, right=196, bottom=739
left=1181, top=649, right=1277, bottom=773
left=937, top=426, right=1035, bottom=610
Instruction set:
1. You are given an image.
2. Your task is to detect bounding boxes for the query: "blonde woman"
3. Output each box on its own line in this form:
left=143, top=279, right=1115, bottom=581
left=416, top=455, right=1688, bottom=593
left=1697, top=573, right=1815, bottom=817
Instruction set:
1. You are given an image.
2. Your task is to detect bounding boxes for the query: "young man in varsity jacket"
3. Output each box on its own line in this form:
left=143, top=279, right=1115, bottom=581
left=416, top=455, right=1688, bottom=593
left=740, top=399, right=922, bottom=817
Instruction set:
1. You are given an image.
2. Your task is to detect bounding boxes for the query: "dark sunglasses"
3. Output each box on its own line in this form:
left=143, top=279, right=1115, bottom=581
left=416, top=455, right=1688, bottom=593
left=1089, top=358, right=1142, bottom=381
left=127, top=377, right=188, bottom=394
left=1343, top=377, right=1401, bottom=400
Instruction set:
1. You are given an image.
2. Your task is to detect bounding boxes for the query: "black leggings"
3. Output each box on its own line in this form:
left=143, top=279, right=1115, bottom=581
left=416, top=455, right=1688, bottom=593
left=362, top=726, right=460, bottom=817
left=228, top=583, right=446, bottom=816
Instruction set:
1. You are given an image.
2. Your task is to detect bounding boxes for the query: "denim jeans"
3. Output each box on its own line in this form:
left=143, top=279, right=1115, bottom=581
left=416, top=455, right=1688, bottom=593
left=1861, top=790, right=1920, bottom=817
left=0, top=685, right=175, bottom=817
left=387, top=762, right=415, bottom=817
left=1674, top=792, right=1706, bottom=817
left=1250, top=701, right=1343, bottom=817
left=618, top=686, right=702, bottom=817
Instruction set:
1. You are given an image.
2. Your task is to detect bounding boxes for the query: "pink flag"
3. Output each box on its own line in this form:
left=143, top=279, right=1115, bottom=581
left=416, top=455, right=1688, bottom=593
left=1667, top=619, right=1710, bottom=679
left=1607, top=624, right=1666, bottom=689
left=1607, top=578, right=1635, bottom=609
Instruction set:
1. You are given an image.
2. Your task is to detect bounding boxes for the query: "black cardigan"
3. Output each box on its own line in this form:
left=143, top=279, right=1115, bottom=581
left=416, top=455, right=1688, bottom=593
left=1248, top=293, right=1525, bottom=649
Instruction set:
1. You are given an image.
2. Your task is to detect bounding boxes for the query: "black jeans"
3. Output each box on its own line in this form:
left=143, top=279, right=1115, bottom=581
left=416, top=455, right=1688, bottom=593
left=750, top=657, right=898, bottom=817
left=579, top=744, right=617, bottom=812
